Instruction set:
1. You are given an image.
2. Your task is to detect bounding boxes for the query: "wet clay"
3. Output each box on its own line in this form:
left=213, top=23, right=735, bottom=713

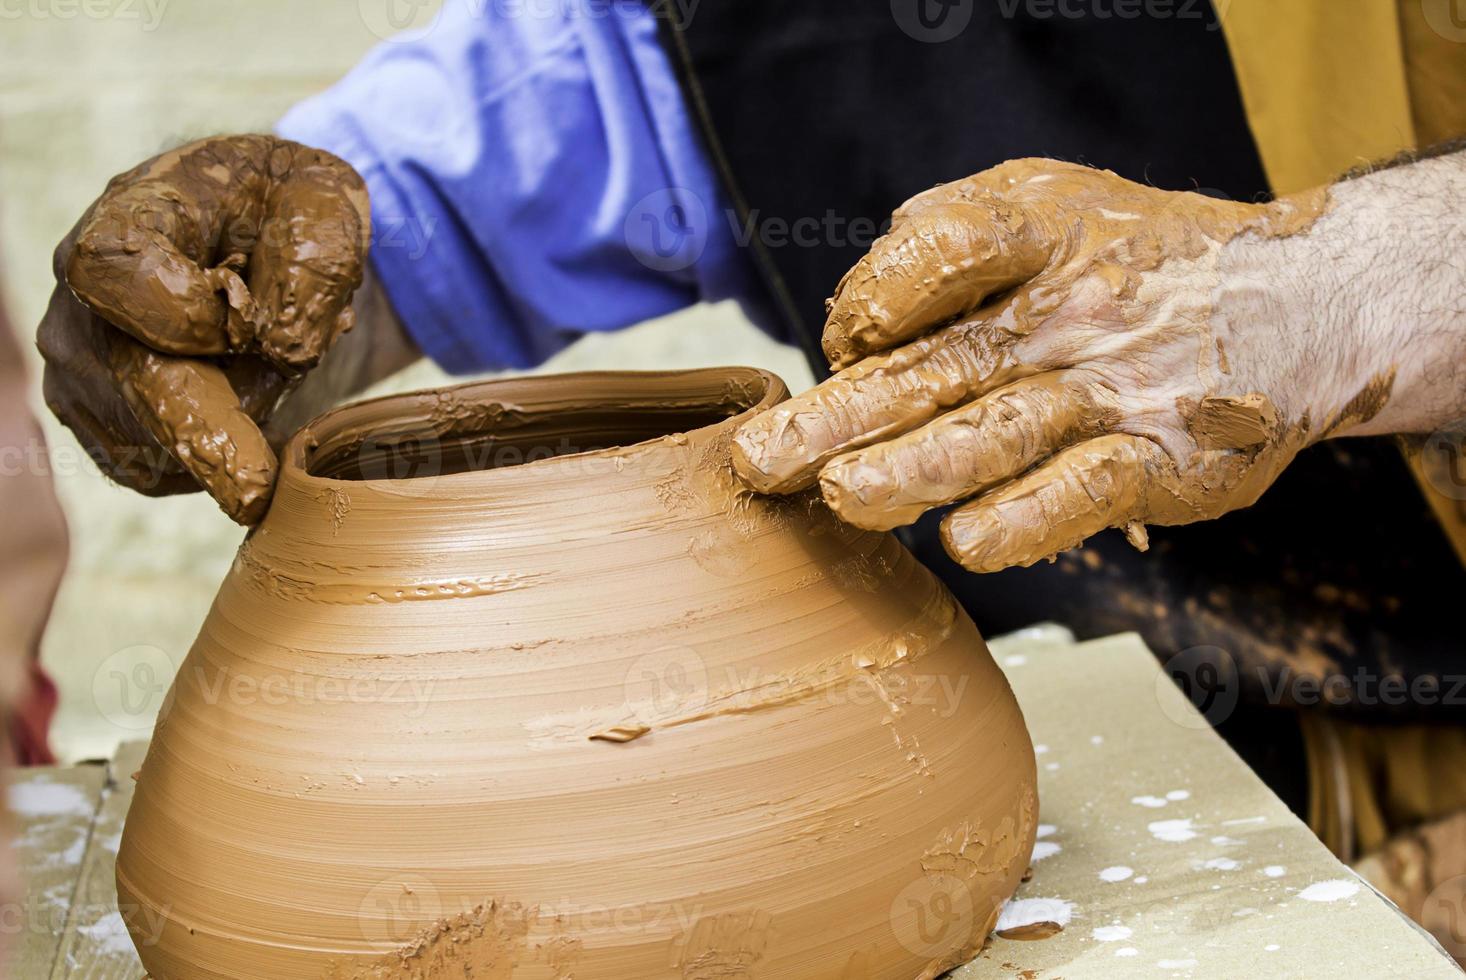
left=63, top=135, right=369, bottom=523
left=733, top=159, right=1332, bottom=573
left=994, top=921, right=1063, bottom=941
left=115, top=368, right=1038, bottom=979
left=1186, top=392, right=1280, bottom=450
left=817, top=159, right=1328, bottom=370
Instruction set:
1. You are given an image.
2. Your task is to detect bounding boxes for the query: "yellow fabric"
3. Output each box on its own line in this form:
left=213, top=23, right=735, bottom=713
left=1398, top=2, right=1466, bottom=147
left=1221, top=6, right=1466, bottom=862
left=1215, top=0, right=1418, bottom=193
left=1219, top=2, right=1466, bottom=568
left=1301, top=713, right=1466, bottom=859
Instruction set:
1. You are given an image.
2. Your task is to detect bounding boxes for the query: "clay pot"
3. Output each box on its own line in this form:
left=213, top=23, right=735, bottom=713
left=117, top=368, right=1036, bottom=979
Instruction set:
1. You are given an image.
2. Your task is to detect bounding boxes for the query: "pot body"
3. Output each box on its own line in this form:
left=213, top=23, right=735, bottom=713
left=117, top=368, right=1036, bottom=979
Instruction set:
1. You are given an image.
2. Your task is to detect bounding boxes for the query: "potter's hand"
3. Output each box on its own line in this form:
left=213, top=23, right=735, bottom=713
left=731, top=158, right=1403, bottom=573
left=38, top=135, right=371, bottom=524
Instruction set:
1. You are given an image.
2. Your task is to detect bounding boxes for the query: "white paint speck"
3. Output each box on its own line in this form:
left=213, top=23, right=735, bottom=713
left=1092, top=925, right=1133, bottom=942
left=1036, top=823, right=1056, bottom=838
left=1090, top=735, right=1104, bottom=745
left=1202, top=857, right=1240, bottom=871
left=1045, top=762, right=1060, bottom=771
left=1034, top=744, right=1049, bottom=755
left=1100, top=865, right=1134, bottom=882
left=1032, top=840, right=1061, bottom=862
left=1004, top=655, right=1028, bottom=668
left=1166, top=790, right=1190, bottom=801
left=1299, top=879, right=1359, bottom=903
left=77, top=911, right=134, bottom=956
left=1115, top=947, right=1138, bottom=957
left=1148, top=818, right=1198, bottom=843
left=1221, top=816, right=1267, bottom=826
left=1262, top=865, right=1286, bottom=878
left=996, top=897, right=1074, bottom=933
left=1265, top=944, right=1280, bottom=952
left=7, top=782, right=92, bottom=819
left=1132, top=795, right=1169, bottom=808
left=1210, top=835, right=1243, bottom=846
left=1133, top=876, right=1148, bottom=884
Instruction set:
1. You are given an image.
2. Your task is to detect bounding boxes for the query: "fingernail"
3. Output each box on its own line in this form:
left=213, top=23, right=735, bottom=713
left=941, top=507, right=1009, bottom=573
left=819, top=456, right=904, bottom=531
left=729, top=409, right=818, bottom=493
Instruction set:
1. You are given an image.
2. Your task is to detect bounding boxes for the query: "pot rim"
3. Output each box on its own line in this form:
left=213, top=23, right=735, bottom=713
left=280, top=366, right=787, bottom=493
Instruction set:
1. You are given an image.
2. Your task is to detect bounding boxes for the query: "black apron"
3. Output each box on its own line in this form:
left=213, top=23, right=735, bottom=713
left=656, top=0, right=1466, bottom=736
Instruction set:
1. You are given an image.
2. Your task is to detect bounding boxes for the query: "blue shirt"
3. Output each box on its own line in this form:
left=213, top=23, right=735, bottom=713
left=278, top=0, right=771, bottom=372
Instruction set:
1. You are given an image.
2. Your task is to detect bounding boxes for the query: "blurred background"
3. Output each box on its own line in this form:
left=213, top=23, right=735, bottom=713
left=0, top=0, right=813, bottom=763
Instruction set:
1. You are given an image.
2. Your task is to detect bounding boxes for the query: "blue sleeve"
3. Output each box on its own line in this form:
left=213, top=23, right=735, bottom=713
left=277, top=1, right=773, bottom=372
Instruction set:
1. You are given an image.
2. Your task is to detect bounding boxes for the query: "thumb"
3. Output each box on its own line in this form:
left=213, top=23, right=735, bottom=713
left=108, top=334, right=278, bottom=525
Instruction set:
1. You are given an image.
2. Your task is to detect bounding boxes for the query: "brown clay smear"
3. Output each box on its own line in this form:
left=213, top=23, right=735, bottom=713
left=114, top=368, right=1037, bottom=979
left=994, top=921, right=1063, bottom=941
left=333, top=902, right=533, bottom=979
left=1321, top=368, right=1397, bottom=437
left=1185, top=392, right=1280, bottom=450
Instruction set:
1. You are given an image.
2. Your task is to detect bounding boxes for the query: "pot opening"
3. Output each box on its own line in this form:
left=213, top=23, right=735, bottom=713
left=302, top=371, right=771, bottom=482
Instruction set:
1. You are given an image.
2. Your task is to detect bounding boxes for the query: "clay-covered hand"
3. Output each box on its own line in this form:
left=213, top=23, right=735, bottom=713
left=38, top=135, right=370, bottom=524
left=731, top=158, right=1381, bottom=573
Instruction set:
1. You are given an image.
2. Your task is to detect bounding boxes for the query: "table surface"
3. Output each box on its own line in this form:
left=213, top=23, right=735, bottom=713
left=7, top=629, right=1460, bottom=979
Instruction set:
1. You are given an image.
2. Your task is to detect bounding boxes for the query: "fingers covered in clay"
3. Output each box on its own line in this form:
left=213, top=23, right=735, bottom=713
left=108, top=335, right=278, bottom=525
left=940, top=433, right=1171, bottom=573
left=65, top=136, right=368, bottom=373
left=732, top=308, right=1035, bottom=493
left=821, top=200, right=1052, bottom=368
left=46, top=135, right=371, bottom=524
left=248, top=145, right=370, bottom=373
left=66, top=220, right=242, bottom=357
left=738, top=158, right=1345, bottom=575
left=819, top=372, right=1118, bottom=530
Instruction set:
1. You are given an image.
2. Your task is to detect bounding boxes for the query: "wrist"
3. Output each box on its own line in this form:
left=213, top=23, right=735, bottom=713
left=1304, top=152, right=1466, bottom=438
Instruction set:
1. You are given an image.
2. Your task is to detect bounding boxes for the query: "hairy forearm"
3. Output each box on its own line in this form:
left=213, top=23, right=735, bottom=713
left=1310, top=149, right=1466, bottom=437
